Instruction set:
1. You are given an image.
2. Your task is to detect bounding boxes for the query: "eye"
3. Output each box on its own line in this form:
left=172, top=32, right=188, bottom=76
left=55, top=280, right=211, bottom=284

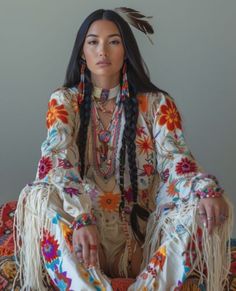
left=87, top=40, right=98, bottom=45
left=110, top=39, right=120, bottom=45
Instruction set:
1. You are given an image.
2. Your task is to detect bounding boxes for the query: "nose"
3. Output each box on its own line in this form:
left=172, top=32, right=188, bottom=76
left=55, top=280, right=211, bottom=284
left=98, top=43, right=108, bottom=57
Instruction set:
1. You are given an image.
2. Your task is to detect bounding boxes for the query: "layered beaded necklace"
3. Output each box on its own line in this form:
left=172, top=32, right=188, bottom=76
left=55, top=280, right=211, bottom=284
left=91, top=84, right=134, bottom=271
left=91, top=84, right=122, bottom=191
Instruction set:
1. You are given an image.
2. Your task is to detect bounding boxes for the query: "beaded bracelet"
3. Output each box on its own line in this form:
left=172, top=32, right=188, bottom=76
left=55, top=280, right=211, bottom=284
left=71, top=212, right=96, bottom=230
left=191, top=174, right=224, bottom=199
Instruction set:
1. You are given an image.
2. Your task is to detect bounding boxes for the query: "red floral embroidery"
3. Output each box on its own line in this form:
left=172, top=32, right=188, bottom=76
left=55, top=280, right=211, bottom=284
left=137, top=136, right=154, bottom=155
left=176, top=157, right=197, bottom=175
left=41, top=230, right=60, bottom=263
left=136, top=126, right=147, bottom=137
left=146, top=246, right=167, bottom=278
left=160, top=168, right=170, bottom=182
left=158, top=97, right=182, bottom=131
left=38, top=156, right=53, bottom=179
left=57, top=158, right=73, bottom=169
left=183, top=227, right=203, bottom=268
left=149, top=246, right=166, bottom=270
left=124, top=187, right=133, bottom=203
left=46, top=98, right=69, bottom=129
left=143, top=164, right=154, bottom=176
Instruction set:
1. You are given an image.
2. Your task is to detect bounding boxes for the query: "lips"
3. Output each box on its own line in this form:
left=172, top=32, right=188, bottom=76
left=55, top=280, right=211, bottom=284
left=96, top=60, right=111, bottom=65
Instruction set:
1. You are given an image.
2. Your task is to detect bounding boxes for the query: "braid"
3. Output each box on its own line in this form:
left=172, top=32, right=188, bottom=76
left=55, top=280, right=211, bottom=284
left=77, top=74, right=92, bottom=179
left=119, top=136, right=126, bottom=213
left=120, top=90, right=150, bottom=244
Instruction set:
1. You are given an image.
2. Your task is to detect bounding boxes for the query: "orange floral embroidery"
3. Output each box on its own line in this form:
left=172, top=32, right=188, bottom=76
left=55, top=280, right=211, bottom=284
left=60, top=222, right=73, bottom=252
left=98, top=192, right=120, bottom=212
left=137, top=95, right=148, bottom=113
left=46, top=99, right=69, bottom=129
left=167, top=179, right=179, bottom=197
left=137, top=136, right=154, bottom=155
left=158, top=97, right=182, bottom=131
left=71, top=97, right=79, bottom=113
left=149, top=245, right=166, bottom=270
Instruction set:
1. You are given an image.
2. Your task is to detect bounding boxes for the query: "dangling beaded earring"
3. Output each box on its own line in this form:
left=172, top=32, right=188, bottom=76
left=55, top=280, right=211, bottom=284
left=77, top=58, right=86, bottom=105
left=120, top=61, right=129, bottom=101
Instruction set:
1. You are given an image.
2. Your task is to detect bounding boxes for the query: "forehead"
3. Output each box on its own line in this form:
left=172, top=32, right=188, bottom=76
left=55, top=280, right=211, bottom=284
left=86, top=19, right=121, bottom=36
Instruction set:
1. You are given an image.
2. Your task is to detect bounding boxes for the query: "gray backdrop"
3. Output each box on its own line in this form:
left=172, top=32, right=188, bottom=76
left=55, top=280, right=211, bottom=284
left=0, top=0, right=235, bottom=234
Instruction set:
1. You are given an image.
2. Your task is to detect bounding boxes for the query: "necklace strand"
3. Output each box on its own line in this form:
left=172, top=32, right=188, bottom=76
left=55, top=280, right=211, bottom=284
left=91, top=99, right=122, bottom=179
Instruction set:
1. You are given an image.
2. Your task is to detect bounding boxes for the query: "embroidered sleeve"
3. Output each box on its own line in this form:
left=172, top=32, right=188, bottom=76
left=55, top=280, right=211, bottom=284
left=34, top=88, right=93, bottom=221
left=152, top=93, right=223, bottom=204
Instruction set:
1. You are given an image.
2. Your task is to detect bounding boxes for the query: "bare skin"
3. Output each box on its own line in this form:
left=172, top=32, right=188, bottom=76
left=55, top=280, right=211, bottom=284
left=72, top=19, right=230, bottom=277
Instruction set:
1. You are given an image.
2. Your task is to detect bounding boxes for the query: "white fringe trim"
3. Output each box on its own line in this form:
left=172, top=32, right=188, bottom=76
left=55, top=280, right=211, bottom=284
left=13, top=183, right=55, bottom=291
left=141, top=195, right=234, bottom=291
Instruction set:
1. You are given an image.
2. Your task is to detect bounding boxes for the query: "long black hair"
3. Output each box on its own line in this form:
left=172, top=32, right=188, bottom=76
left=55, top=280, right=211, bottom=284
left=63, top=9, right=168, bottom=244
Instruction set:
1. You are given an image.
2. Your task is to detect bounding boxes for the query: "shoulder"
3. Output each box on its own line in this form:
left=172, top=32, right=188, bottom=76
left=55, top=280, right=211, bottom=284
left=48, top=86, right=79, bottom=114
left=136, top=90, right=175, bottom=115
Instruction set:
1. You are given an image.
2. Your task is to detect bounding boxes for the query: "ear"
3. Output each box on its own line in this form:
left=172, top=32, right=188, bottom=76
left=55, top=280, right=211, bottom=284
left=81, top=53, right=86, bottom=61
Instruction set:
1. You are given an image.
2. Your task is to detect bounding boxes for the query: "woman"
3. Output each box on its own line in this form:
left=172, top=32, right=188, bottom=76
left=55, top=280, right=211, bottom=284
left=14, top=8, right=233, bottom=291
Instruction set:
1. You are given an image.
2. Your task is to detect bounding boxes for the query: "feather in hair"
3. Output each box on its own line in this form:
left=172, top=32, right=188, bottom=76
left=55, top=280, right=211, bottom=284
left=114, top=7, right=154, bottom=44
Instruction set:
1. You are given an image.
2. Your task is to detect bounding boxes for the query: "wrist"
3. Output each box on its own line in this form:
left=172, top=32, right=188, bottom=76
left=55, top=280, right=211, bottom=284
left=192, top=174, right=224, bottom=199
left=71, top=211, right=96, bottom=230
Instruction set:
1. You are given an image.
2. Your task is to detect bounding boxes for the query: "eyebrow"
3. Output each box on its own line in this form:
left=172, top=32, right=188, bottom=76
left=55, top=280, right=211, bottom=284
left=86, top=33, right=121, bottom=38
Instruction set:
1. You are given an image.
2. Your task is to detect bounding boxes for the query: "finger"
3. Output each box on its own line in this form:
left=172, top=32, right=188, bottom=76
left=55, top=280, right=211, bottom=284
left=197, top=203, right=207, bottom=226
left=205, top=206, right=215, bottom=235
left=72, top=231, right=83, bottom=261
left=87, top=233, right=98, bottom=267
left=81, top=239, right=90, bottom=268
left=89, top=242, right=98, bottom=267
left=220, top=200, right=229, bottom=224
left=214, top=205, right=221, bottom=226
left=219, top=210, right=228, bottom=225
left=74, top=244, right=83, bottom=263
left=72, top=230, right=80, bottom=251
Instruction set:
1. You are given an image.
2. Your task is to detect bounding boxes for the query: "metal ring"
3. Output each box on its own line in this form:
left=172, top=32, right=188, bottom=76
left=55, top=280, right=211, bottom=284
left=207, top=217, right=214, bottom=221
left=74, top=244, right=83, bottom=253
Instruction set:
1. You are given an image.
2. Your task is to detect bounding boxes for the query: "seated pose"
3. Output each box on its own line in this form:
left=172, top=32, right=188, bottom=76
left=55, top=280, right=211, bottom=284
left=14, top=8, right=233, bottom=291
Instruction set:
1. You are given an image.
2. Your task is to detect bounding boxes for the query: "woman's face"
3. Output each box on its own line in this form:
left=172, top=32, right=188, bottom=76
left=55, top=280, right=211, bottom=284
left=82, top=19, right=125, bottom=87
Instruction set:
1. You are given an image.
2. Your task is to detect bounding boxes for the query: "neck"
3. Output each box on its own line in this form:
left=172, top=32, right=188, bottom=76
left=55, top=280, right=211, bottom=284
left=92, top=83, right=120, bottom=101
left=91, top=75, right=120, bottom=89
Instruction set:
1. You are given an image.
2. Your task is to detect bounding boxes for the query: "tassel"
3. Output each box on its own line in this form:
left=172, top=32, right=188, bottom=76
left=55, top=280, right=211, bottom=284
left=77, top=58, right=86, bottom=105
left=13, top=183, right=54, bottom=290
left=120, top=62, right=129, bottom=102
left=141, top=195, right=234, bottom=291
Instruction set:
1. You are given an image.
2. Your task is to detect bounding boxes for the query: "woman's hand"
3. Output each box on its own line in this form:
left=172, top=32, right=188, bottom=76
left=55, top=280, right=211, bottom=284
left=72, top=225, right=99, bottom=268
left=197, top=196, right=229, bottom=234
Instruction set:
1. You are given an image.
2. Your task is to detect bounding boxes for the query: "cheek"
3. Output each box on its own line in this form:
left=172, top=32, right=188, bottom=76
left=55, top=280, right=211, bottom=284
left=83, top=46, right=95, bottom=60
left=115, top=49, right=125, bottom=67
left=84, top=51, right=96, bottom=68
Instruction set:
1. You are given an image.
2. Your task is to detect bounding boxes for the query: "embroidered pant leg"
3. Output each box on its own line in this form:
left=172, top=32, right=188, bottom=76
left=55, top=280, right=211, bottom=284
left=128, top=202, right=201, bottom=290
left=40, top=214, right=113, bottom=291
